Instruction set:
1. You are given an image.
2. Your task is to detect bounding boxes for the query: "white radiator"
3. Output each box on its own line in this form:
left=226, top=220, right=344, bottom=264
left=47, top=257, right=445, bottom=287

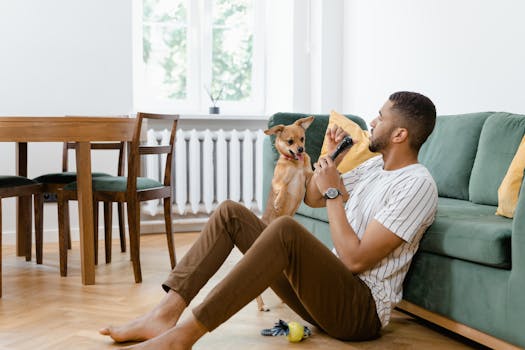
left=144, top=128, right=265, bottom=216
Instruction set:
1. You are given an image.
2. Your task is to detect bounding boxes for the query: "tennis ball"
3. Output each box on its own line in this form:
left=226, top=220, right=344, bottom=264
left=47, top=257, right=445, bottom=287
left=287, top=321, right=304, bottom=342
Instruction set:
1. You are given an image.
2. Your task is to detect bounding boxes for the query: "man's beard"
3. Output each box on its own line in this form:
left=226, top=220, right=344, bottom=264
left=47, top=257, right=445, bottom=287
left=369, top=126, right=395, bottom=153
left=369, top=134, right=388, bottom=153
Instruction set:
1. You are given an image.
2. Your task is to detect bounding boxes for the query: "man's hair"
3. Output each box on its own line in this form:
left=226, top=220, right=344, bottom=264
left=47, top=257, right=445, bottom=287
left=389, top=91, right=436, bottom=151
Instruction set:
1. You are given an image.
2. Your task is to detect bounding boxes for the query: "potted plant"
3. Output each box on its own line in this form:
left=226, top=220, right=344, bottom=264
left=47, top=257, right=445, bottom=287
left=206, top=86, right=224, bottom=114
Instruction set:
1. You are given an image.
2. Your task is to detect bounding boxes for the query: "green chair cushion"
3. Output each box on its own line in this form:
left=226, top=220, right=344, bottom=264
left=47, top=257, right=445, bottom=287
left=63, top=176, right=164, bottom=192
left=34, top=171, right=111, bottom=184
left=420, top=197, right=512, bottom=268
left=469, top=112, right=525, bottom=205
left=267, top=113, right=367, bottom=165
left=0, top=175, right=39, bottom=188
left=418, top=112, right=492, bottom=200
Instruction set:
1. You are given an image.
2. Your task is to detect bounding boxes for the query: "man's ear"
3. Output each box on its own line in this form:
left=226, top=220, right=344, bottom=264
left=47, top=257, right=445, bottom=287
left=264, top=124, right=285, bottom=136
left=391, top=127, right=409, bottom=144
left=294, top=116, right=314, bottom=130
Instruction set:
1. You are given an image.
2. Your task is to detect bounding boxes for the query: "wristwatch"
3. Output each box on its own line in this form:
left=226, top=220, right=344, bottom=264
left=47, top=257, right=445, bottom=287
left=323, top=187, right=341, bottom=200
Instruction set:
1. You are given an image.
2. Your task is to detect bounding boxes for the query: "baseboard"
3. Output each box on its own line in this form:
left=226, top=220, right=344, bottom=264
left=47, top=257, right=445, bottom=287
left=396, top=300, right=522, bottom=350
left=1, top=218, right=207, bottom=245
left=140, top=217, right=207, bottom=234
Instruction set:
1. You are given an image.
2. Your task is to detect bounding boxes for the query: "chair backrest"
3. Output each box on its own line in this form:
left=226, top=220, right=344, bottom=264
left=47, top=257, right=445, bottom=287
left=62, top=115, right=128, bottom=176
left=126, top=112, right=179, bottom=193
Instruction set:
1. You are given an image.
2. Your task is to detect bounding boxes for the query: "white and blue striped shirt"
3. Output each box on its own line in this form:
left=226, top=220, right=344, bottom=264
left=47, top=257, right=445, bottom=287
left=340, top=155, right=437, bottom=327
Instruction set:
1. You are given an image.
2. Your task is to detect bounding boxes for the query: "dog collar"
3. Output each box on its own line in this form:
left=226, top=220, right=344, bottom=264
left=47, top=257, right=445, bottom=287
left=281, top=154, right=297, bottom=161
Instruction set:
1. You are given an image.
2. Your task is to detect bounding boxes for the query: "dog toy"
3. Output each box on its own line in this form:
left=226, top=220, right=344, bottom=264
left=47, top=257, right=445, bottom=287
left=330, top=135, right=354, bottom=160
left=260, top=319, right=312, bottom=342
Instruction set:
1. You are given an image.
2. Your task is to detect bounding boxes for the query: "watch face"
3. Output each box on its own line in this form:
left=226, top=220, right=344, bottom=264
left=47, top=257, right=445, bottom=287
left=325, top=188, right=339, bottom=199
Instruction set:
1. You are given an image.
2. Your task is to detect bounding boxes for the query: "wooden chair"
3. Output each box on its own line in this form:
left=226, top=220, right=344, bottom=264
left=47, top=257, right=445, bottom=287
left=57, top=112, right=179, bottom=282
left=0, top=176, right=43, bottom=297
left=33, top=124, right=127, bottom=265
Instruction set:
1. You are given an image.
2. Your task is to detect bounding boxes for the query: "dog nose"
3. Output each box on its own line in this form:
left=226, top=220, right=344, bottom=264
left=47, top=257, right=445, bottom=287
left=298, top=147, right=304, bottom=153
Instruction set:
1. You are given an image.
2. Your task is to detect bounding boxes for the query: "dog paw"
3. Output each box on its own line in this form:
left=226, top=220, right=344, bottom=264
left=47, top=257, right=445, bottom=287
left=259, top=305, right=270, bottom=312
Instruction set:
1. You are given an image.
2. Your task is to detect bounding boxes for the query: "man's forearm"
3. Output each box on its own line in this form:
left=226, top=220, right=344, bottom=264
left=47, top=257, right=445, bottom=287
left=305, top=173, right=349, bottom=207
left=304, top=173, right=326, bottom=208
left=325, top=197, right=362, bottom=273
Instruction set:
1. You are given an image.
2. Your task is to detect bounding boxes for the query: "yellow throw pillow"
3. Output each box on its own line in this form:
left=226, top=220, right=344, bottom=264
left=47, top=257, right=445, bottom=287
left=496, top=134, right=525, bottom=218
left=319, top=110, right=379, bottom=173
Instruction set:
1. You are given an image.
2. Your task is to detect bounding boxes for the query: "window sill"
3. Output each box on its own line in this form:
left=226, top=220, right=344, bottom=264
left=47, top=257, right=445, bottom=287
left=143, top=113, right=269, bottom=130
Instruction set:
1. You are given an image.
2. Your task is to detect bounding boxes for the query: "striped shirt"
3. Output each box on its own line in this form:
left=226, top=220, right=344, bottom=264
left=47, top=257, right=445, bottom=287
left=339, top=155, right=437, bottom=327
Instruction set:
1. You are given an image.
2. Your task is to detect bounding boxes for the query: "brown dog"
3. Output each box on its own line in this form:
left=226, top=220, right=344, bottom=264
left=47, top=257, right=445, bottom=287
left=262, top=116, right=314, bottom=224
left=255, top=116, right=314, bottom=311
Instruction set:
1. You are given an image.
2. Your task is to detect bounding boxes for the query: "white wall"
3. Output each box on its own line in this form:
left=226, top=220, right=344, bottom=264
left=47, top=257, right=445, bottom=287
left=0, top=0, right=132, bottom=240
left=343, top=0, right=525, bottom=123
left=265, top=0, right=345, bottom=115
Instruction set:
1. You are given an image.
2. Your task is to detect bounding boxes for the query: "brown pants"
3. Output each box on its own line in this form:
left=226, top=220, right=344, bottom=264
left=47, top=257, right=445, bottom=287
left=163, top=200, right=381, bottom=341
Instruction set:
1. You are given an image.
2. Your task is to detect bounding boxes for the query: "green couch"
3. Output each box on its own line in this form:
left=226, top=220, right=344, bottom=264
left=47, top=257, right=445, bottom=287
left=262, top=112, right=525, bottom=349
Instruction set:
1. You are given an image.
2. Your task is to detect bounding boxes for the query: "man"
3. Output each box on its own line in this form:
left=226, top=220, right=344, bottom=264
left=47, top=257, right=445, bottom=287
left=100, top=91, right=438, bottom=349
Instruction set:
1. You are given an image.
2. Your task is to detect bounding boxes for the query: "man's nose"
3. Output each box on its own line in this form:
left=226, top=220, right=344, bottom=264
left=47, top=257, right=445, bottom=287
left=298, top=146, right=304, bottom=153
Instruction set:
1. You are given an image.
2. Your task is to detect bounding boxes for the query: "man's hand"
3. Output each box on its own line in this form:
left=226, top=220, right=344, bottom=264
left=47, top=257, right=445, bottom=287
left=313, top=156, right=341, bottom=195
left=305, top=125, right=354, bottom=207
left=324, top=125, right=353, bottom=166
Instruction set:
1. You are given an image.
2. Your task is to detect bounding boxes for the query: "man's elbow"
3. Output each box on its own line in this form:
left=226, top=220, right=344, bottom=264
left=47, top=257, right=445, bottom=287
left=344, top=259, right=368, bottom=274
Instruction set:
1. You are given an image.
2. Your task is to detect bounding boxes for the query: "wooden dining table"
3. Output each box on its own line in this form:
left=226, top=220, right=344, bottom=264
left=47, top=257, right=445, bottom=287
left=0, top=117, right=136, bottom=285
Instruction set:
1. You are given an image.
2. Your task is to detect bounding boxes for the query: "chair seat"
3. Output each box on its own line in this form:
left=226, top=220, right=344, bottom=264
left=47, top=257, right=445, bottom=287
left=33, top=171, right=111, bottom=184
left=63, top=176, right=164, bottom=192
left=0, top=175, right=39, bottom=188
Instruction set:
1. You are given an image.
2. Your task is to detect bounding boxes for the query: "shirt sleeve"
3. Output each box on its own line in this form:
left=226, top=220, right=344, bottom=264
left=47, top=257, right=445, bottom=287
left=374, top=176, right=437, bottom=243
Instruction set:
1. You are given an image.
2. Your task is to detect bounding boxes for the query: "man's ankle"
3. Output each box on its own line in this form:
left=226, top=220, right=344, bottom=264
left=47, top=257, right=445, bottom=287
left=155, top=290, right=187, bottom=320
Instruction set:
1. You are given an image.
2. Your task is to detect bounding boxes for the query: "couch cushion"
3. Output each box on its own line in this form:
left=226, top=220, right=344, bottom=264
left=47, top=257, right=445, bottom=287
left=319, top=110, right=379, bottom=173
left=420, top=197, right=512, bottom=269
left=296, top=202, right=328, bottom=223
left=496, top=134, right=525, bottom=218
left=469, top=112, right=525, bottom=205
left=418, top=112, right=492, bottom=200
left=267, top=113, right=367, bottom=166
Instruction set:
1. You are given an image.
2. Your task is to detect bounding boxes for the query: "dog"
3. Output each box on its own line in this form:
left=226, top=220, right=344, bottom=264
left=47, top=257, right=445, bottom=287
left=256, top=116, right=314, bottom=311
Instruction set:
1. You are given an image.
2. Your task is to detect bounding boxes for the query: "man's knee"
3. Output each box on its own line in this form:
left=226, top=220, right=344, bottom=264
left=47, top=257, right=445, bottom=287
left=271, top=215, right=296, bottom=227
left=215, top=200, right=250, bottom=221
left=267, top=216, right=305, bottom=239
left=217, top=199, right=242, bottom=214
left=262, top=216, right=313, bottom=253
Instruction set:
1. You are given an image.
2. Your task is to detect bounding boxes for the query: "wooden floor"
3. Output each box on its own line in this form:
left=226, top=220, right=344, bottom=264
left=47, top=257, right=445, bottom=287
left=0, top=233, right=487, bottom=350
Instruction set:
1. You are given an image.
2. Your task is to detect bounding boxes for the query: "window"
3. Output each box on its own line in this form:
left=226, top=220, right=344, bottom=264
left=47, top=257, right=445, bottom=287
left=135, top=0, right=264, bottom=114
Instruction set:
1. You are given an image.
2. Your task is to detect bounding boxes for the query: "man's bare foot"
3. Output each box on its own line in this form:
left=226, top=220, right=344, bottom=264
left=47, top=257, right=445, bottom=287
left=117, top=314, right=207, bottom=350
left=100, top=290, right=187, bottom=343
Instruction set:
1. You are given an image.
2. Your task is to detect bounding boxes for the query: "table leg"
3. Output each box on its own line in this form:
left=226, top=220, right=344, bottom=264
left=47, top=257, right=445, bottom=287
left=76, top=142, right=95, bottom=285
left=16, top=142, right=31, bottom=258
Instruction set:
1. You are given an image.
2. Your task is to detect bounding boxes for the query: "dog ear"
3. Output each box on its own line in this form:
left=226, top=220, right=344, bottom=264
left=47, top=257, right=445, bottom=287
left=294, top=116, right=314, bottom=130
left=264, top=124, right=285, bottom=135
